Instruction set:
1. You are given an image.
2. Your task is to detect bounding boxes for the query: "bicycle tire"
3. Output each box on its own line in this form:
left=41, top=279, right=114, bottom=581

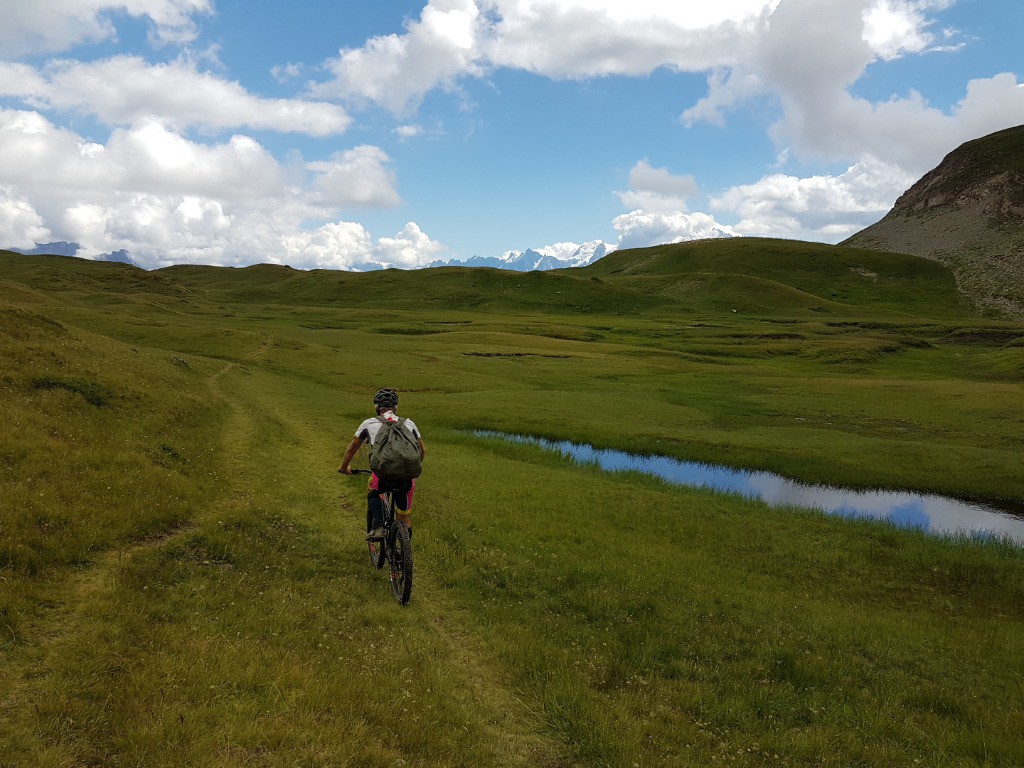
left=388, top=520, right=413, bottom=605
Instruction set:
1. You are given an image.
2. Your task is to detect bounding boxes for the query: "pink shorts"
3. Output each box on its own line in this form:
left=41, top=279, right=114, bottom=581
left=369, top=473, right=415, bottom=511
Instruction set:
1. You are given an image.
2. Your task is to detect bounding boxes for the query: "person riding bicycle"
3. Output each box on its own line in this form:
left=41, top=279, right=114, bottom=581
left=338, top=388, right=425, bottom=542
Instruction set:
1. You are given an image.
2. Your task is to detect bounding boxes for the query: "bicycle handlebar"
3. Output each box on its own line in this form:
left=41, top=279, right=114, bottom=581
left=342, top=468, right=373, bottom=475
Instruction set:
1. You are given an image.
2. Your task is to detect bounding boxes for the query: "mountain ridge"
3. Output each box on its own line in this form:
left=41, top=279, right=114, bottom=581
left=428, top=240, right=615, bottom=271
left=843, top=124, right=1024, bottom=318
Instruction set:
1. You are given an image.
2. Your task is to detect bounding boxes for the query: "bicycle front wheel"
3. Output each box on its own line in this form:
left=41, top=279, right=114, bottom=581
left=388, top=521, right=413, bottom=605
left=368, top=537, right=386, bottom=569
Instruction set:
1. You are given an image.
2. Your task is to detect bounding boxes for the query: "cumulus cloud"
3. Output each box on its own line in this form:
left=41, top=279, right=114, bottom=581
left=308, top=146, right=401, bottom=208
left=283, top=221, right=445, bottom=270
left=0, top=107, right=432, bottom=269
left=681, top=0, right=1024, bottom=177
left=863, top=0, right=948, bottom=60
left=396, top=124, right=424, bottom=140
left=0, top=187, right=51, bottom=248
left=319, top=0, right=1023, bottom=205
left=0, top=112, right=283, bottom=204
left=0, top=0, right=212, bottom=57
left=315, top=0, right=484, bottom=114
left=605, top=159, right=733, bottom=249
left=613, top=210, right=733, bottom=249
left=373, top=222, right=445, bottom=268
left=482, top=0, right=776, bottom=78
left=317, top=0, right=1019, bottom=182
left=283, top=221, right=375, bottom=270
left=617, top=161, right=700, bottom=213
left=0, top=56, right=350, bottom=136
left=711, top=156, right=917, bottom=241
left=313, top=0, right=779, bottom=113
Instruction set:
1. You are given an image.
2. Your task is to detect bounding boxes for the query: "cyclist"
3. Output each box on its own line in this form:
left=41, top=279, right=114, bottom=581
left=339, top=388, right=425, bottom=541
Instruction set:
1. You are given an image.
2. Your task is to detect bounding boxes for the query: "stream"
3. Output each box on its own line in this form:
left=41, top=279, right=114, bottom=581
left=476, top=431, right=1024, bottom=545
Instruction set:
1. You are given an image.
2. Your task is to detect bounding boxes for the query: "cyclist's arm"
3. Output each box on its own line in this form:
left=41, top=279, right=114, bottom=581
left=418, top=437, right=425, bottom=461
left=338, top=436, right=363, bottom=474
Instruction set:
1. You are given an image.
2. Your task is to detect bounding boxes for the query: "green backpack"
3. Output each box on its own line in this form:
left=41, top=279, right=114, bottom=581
left=370, top=417, right=422, bottom=483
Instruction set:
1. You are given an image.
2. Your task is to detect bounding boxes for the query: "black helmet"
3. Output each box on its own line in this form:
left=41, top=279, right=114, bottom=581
left=373, top=388, right=398, bottom=410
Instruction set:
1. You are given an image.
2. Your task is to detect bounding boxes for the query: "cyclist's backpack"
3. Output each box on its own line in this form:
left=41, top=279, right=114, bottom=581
left=370, top=416, right=422, bottom=483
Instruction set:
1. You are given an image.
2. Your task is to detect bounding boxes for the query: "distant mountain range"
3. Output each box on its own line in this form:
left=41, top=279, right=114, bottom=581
left=429, top=240, right=615, bottom=271
left=8, top=242, right=137, bottom=266
left=7, top=240, right=615, bottom=273
left=844, top=124, right=1024, bottom=318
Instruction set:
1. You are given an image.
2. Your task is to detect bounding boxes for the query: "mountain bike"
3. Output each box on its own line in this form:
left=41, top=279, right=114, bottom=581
left=350, top=469, right=413, bottom=605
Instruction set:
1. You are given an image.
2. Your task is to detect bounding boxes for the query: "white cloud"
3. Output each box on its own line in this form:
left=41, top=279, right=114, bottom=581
left=105, top=119, right=284, bottom=198
left=0, top=63, right=49, bottom=98
left=535, top=241, right=589, bottom=261
left=283, top=221, right=445, bottom=270
left=315, top=0, right=1023, bottom=188
left=482, top=0, right=777, bottom=78
left=0, top=0, right=212, bottom=57
left=863, top=0, right=949, bottom=60
left=605, top=160, right=732, bottom=250
left=618, top=160, right=699, bottom=213
left=373, top=222, right=445, bottom=268
left=314, top=0, right=779, bottom=113
left=315, top=0, right=484, bottom=114
left=308, top=146, right=401, bottom=208
left=396, top=124, right=424, bottom=140
left=272, top=63, right=304, bottom=84
left=613, top=210, right=733, bottom=249
left=283, top=221, right=375, bottom=270
left=0, top=107, right=425, bottom=269
left=681, top=0, right=1024, bottom=178
left=2, top=56, right=350, bottom=136
left=711, top=156, right=916, bottom=241
left=0, top=187, right=51, bottom=248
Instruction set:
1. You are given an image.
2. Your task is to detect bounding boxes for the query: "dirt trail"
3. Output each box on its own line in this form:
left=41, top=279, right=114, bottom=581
left=4, top=360, right=565, bottom=764
left=239, top=374, right=566, bottom=766
left=0, top=362, right=251, bottom=743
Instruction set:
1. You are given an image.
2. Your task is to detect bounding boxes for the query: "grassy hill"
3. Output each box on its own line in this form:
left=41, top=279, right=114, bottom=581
left=4, top=237, right=977, bottom=320
left=844, top=124, right=1024, bottom=318
left=2, top=244, right=1023, bottom=766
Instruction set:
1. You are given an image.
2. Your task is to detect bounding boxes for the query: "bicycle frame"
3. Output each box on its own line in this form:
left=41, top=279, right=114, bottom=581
left=352, top=470, right=413, bottom=605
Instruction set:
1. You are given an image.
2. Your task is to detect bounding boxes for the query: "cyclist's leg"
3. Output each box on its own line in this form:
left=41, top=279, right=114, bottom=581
left=393, top=479, right=414, bottom=536
left=366, top=473, right=385, bottom=536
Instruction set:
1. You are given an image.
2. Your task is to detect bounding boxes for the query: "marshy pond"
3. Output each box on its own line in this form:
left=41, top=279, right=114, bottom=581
left=476, top=432, right=1024, bottom=545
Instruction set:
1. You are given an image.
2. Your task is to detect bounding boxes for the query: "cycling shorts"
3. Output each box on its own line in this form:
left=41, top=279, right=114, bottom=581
left=368, top=473, right=415, bottom=511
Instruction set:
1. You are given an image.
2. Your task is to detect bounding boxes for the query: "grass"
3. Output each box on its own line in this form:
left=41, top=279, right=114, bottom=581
left=1, top=241, right=1023, bottom=766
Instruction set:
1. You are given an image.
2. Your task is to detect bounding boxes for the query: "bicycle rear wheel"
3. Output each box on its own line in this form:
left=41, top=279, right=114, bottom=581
left=388, top=520, right=413, bottom=605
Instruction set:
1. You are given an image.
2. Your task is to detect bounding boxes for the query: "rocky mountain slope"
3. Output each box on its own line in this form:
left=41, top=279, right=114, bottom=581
left=843, top=125, right=1024, bottom=318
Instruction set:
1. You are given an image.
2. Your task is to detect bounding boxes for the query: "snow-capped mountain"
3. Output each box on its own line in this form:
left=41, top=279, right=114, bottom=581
left=430, top=240, right=616, bottom=271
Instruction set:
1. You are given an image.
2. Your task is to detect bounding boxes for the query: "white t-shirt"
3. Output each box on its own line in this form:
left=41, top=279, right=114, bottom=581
left=355, top=410, right=421, bottom=445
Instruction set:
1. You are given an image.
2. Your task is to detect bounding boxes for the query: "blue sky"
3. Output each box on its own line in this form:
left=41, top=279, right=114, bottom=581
left=1, top=0, right=1022, bottom=269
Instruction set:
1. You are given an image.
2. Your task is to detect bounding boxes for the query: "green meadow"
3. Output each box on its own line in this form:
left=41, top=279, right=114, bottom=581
left=2, top=239, right=1023, bottom=767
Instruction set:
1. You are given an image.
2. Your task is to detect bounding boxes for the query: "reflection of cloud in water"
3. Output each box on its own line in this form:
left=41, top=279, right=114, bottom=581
left=482, top=433, right=1024, bottom=545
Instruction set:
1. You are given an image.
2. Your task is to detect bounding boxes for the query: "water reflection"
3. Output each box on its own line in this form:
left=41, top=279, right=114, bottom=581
left=476, top=431, right=1024, bottom=545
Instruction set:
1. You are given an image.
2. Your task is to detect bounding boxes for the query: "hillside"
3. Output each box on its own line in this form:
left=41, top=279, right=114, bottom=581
left=2, top=237, right=975, bottom=321
left=2, top=241, right=1024, bottom=766
left=843, top=125, right=1024, bottom=318
left=579, top=237, right=972, bottom=317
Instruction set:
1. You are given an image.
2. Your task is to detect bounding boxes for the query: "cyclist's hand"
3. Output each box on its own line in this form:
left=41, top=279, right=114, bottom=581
left=338, top=466, right=353, bottom=475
